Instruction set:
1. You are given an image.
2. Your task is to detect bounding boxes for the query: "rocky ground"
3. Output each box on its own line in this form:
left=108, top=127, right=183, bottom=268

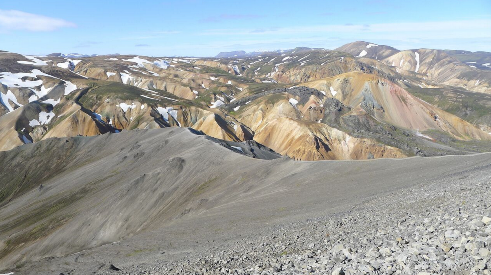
left=2, top=129, right=490, bottom=275
left=112, top=158, right=490, bottom=274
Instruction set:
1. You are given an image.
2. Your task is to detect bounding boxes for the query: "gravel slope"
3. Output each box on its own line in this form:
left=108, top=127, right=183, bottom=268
left=1, top=128, right=490, bottom=274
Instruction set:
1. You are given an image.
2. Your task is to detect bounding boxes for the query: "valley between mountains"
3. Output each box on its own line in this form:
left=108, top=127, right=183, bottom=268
left=0, top=41, right=491, bottom=274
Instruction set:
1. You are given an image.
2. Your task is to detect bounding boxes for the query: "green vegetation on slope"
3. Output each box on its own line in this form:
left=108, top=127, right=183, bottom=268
left=406, top=86, right=491, bottom=125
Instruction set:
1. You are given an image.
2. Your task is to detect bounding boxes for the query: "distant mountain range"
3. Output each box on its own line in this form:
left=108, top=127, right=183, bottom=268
left=0, top=41, right=490, bottom=162
left=47, top=52, right=102, bottom=58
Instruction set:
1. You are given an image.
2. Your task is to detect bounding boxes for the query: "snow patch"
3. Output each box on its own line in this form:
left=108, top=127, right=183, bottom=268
left=120, top=72, right=132, bottom=84
left=118, top=102, right=137, bottom=112
left=366, top=43, right=378, bottom=48
left=28, top=95, right=38, bottom=102
left=320, top=90, right=326, bottom=95
left=298, top=54, right=310, bottom=62
left=0, top=90, right=22, bottom=112
left=414, top=52, right=420, bottom=73
left=289, top=98, right=298, bottom=106
left=29, top=111, right=55, bottom=126
left=1, top=70, right=76, bottom=99
left=400, top=59, right=404, bottom=67
left=64, top=82, right=77, bottom=95
left=123, top=56, right=151, bottom=67
left=232, top=65, right=241, bottom=75
left=30, top=85, right=51, bottom=102
left=0, top=71, right=43, bottom=88
left=153, top=59, right=169, bottom=69
left=157, top=107, right=180, bottom=126
left=57, top=59, right=80, bottom=71
left=105, top=57, right=118, bottom=61
left=106, top=72, right=116, bottom=77
left=358, top=50, right=367, bottom=57
left=231, top=146, right=243, bottom=152
left=93, top=112, right=104, bottom=122
left=210, top=100, right=224, bottom=108
left=38, top=111, right=55, bottom=124
left=41, top=98, right=60, bottom=106
left=329, top=87, right=337, bottom=96
left=72, top=72, right=88, bottom=79
left=140, top=94, right=157, bottom=100
left=17, top=56, right=48, bottom=66
left=148, top=70, right=159, bottom=76
left=415, top=130, right=432, bottom=140
left=234, top=106, right=240, bottom=111
left=29, top=119, right=40, bottom=127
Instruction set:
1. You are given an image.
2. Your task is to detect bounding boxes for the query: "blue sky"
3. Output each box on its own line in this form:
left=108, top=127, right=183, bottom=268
left=1, top=0, right=490, bottom=57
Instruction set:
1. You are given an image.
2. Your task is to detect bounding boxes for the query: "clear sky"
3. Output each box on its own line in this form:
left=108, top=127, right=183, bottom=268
left=1, top=0, right=490, bottom=57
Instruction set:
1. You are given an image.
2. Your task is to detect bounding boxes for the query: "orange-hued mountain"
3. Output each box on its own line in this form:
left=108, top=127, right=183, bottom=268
left=0, top=41, right=490, bottom=160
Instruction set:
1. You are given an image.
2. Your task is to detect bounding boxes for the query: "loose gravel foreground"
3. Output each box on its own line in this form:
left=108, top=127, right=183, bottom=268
left=2, top=129, right=490, bottom=275
left=117, top=159, right=490, bottom=275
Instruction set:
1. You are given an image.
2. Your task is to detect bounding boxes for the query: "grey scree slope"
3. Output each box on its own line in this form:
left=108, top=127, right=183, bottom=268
left=0, top=127, right=490, bottom=274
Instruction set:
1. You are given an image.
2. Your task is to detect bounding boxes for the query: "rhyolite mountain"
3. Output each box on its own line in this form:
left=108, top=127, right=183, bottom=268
left=0, top=41, right=491, bottom=161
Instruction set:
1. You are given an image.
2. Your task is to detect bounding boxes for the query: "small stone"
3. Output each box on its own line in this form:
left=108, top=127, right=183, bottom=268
left=465, top=243, right=477, bottom=251
left=332, top=267, right=345, bottom=275
left=332, top=244, right=345, bottom=254
left=482, top=216, right=491, bottom=225
left=441, top=244, right=452, bottom=253
left=370, top=260, right=382, bottom=270
left=445, top=230, right=460, bottom=239
left=479, top=248, right=490, bottom=258
left=443, top=259, right=455, bottom=269
left=380, top=247, right=391, bottom=256
left=475, top=260, right=487, bottom=270
left=408, top=247, right=420, bottom=255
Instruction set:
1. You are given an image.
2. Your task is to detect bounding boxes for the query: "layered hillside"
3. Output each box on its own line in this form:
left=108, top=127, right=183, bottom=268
left=0, top=42, right=491, bottom=160
left=381, top=49, right=491, bottom=94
